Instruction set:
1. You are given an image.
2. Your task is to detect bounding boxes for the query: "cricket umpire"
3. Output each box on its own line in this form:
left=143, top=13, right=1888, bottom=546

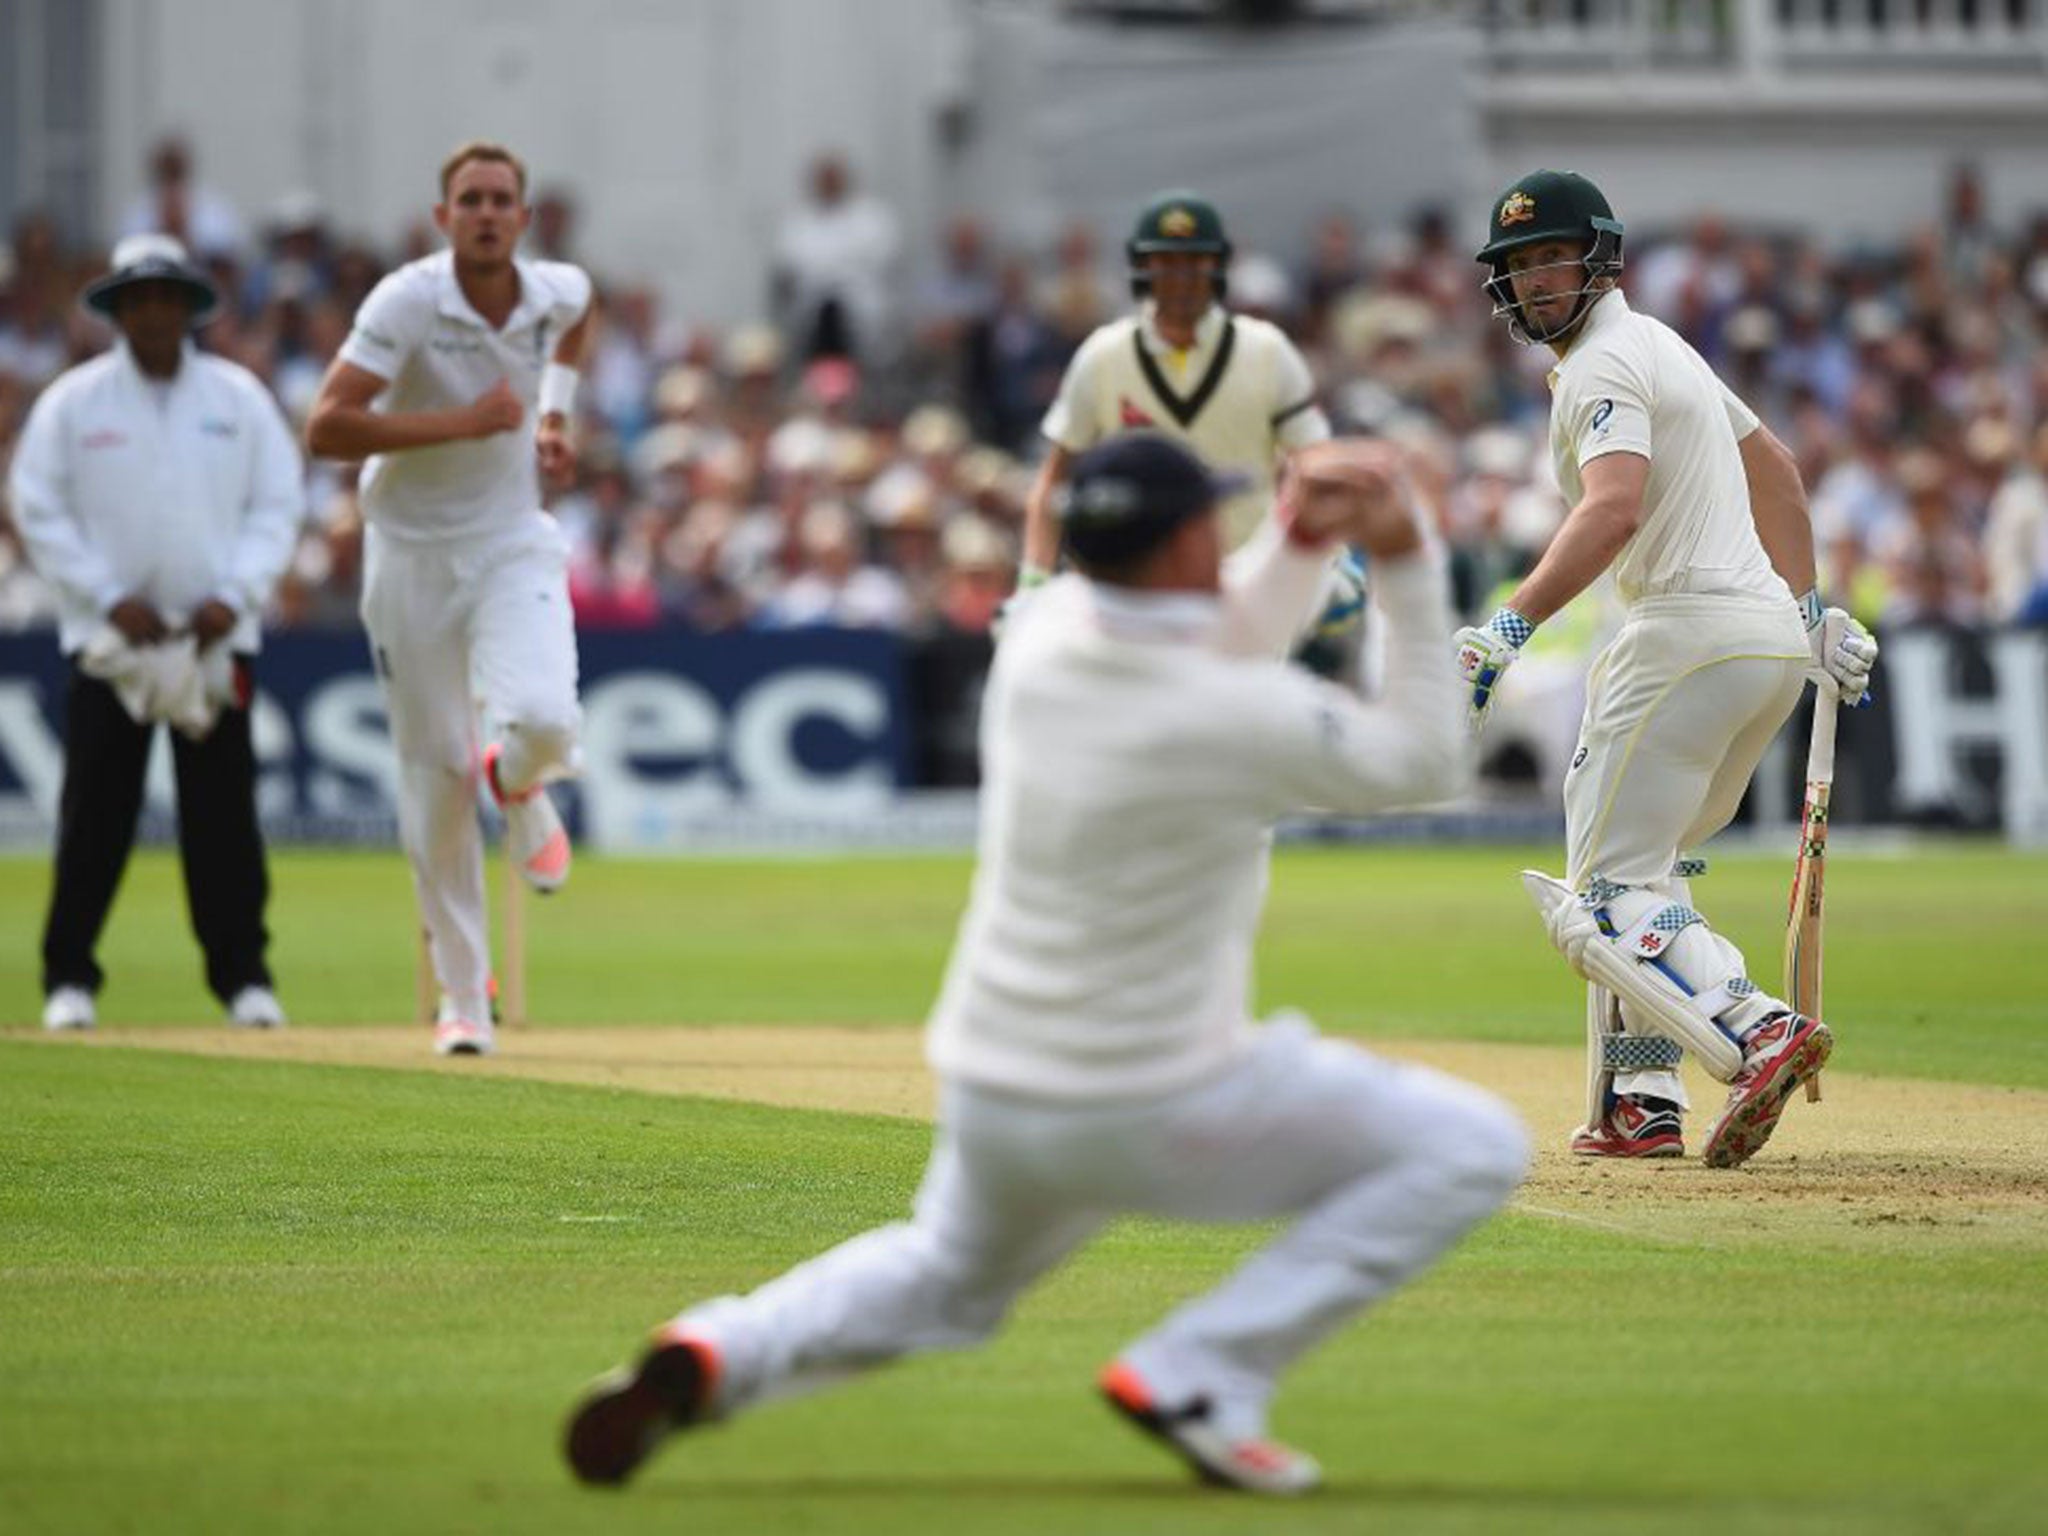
left=565, top=435, right=1527, bottom=1496
left=10, top=234, right=304, bottom=1031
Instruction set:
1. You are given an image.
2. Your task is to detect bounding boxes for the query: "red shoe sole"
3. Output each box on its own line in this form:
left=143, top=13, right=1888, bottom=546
left=1703, top=1023, right=1833, bottom=1169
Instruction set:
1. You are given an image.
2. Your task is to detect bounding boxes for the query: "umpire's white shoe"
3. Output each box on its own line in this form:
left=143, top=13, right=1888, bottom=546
left=1099, top=1361, right=1321, bottom=1496
left=227, top=986, right=286, bottom=1029
left=486, top=744, right=571, bottom=894
left=566, top=1328, right=722, bottom=1486
left=41, top=987, right=95, bottom=1032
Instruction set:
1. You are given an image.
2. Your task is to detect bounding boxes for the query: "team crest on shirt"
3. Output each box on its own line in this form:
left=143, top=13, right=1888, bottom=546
left=1159, top=207, right=1197, bottom=239
left=1119, top=396, right=1157, bottom=429
left=1500, top=191, right=1537, bottom=227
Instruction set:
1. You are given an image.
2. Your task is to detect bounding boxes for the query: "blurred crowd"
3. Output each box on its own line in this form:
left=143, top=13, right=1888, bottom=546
left=4, top=143, right=2047, bottom=639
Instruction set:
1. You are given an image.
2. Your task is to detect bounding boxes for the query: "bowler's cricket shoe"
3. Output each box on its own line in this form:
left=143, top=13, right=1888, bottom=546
left=432, top=1009, right=494, bottom=1057
left=484, top=743, right=571, bottom=894
left=1098, top=1361, right=1320, bottom=1496
left=565, top=1328, right=721, bottom=1486
left=1570, top=1094, right=1684, bottom=1159
left=1702, top=1012, right=1833, bottom=1170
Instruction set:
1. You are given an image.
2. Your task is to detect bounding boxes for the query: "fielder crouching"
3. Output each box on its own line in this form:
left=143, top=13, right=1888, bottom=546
left=565, top=433, right=1528, bottom=1496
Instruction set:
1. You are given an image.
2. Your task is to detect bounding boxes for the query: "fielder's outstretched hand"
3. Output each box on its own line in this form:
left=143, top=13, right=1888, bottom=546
left=1287, top=440, right=1423, bottom=558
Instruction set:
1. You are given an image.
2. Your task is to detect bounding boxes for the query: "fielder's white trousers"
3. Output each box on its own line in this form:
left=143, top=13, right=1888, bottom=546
left=671, top=1016, right=1528, bottom=1440
left=362, top=515, right=580, bottom=1018
left=1562, top=595, right=1808, bottom=1097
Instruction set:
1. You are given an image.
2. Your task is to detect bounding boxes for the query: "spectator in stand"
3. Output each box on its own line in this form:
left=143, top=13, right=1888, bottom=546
left=1041, top=218, right=1114, bottom=350
left=1985, top=421, right=2048, bottom=624
left=910, top=214, right=998, bottom=391
left=763, top=499, right=907, bottom=629
left=964, top=257, right=1066, bottom=455
left=772, top=152, right=902, bottom=366
left=119, top=136, right=246, bottom=262
left=0, top=212, right=76, bottom=392
left=1876, top=447, right=1987, bottom=627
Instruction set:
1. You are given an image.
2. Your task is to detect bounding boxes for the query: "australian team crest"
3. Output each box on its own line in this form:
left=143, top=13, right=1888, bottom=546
left=1499, top=190, right=1537, bottom=227
left=1159, top=206, right=1197, bottom=239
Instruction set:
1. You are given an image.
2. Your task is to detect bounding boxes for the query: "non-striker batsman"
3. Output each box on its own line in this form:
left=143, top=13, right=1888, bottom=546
left=1457, top=170, right=1877, bottom=1167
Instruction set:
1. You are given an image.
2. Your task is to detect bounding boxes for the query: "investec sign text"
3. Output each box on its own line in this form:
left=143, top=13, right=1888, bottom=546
left=0, top=631, right=909, bottom=849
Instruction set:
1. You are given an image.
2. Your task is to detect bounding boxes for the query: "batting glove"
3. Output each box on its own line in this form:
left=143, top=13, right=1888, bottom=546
left=1799, top=589, right=1878, bottom=705
left=1453, top=606, right=1535, bottom=729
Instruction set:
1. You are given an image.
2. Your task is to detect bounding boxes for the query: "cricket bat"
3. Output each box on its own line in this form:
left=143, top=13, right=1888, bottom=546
left=1783, top=680, right=1840, bottom=1103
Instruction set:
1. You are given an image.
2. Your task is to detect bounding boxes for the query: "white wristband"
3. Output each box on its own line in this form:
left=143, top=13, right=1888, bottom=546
left=538, top=362, right=580, bottom=419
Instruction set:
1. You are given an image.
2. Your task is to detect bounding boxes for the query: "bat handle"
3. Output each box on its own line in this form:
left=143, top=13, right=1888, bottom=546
left=1806, top=676, right=1841, bottom=784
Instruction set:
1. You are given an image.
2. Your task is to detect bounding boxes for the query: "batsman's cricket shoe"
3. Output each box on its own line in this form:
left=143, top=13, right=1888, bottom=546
left=1098, top=1361, right=1320, bottom=1496
left=1702, top=1012, right=1832, bottom=1169
left=1570, top=1095, right=1684, bottom=1158
left=565, top=1327, right=721, bottom=1486
left=484, top=744, right=571, bottom=894
left=41, top=986, right=95, bottom=1032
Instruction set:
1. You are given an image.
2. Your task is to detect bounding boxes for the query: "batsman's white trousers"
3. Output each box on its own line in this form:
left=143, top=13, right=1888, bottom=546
left=670, top=1016, right=1528, bottom=1439
left=1564, top=594, right=1809, bottom=891
left=362, top=514, right=580, bottom=1018
left=1562, top=594, right=1808, bottom=1098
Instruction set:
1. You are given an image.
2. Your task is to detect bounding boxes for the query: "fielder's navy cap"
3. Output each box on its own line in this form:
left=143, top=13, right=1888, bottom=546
left=1057, top=433, right=1248, bottom=566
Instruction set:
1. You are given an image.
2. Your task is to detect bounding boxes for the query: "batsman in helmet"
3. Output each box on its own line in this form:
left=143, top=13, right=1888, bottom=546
left=1458, top=169, right=1877, bottom=1165
left=1020, top=191, right=1359, bottom=663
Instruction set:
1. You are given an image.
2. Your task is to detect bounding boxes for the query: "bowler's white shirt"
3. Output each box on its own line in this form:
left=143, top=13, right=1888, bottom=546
left=9, top=340, right=304, bottom=654
left=925, top=526, right=1466, bottom=1102
left=339, top=251, right=592, bottom=542
left=1548, top=290, right=1789, bottom=609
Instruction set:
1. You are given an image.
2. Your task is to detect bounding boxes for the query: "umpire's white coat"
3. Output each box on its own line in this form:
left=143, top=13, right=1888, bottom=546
left=668, top=526, right=1530, bottom=1443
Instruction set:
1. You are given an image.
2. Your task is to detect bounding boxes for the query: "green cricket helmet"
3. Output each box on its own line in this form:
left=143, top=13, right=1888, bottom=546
left=1127, top=189, right=1232, bottom=300
left=1474, top=169, right=1624, bottom=345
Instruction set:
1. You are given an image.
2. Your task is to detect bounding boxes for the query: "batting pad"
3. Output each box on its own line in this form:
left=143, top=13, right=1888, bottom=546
left=1523, top=870, right=1747, bottom=1082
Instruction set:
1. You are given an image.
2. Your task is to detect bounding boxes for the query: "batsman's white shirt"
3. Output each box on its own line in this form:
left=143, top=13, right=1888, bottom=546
left=1042, top=305, right=1329, bottom=549
left=1549, top=290, right=1788, bottom=610
left=926, top=527, right=1467, bottom=1101
left=338, top=251, right=592, bottom=541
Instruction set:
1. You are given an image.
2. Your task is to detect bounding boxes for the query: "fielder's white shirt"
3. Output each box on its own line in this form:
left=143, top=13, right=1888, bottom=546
left=338, top=251, right=592, bottom=542
left=9, top=339, right=304, bottom=654
left=1548, top=290, right=1789, bottom=609
left=925, top=527, right=1466, bottom=1102
left=1042, top=305, right=1330, bottom=549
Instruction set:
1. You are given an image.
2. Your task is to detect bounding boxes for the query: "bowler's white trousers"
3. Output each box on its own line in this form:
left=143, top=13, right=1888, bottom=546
left=1562, top=593, right=1809, bottom=1096
left=362, top=513, right=580, bottom=1019
left=671, top=1016, right=1528, bottom=1439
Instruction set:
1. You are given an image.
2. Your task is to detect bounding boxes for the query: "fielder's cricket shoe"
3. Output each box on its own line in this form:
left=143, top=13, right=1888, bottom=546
left=485, top=744, right=571, bottom=894
left=565, top=1328, right=721, bottom=1487
left=1098, top=1360, right=1321, bottom=1496
left=227, top=985, right=286, bottom=1029
left=41, top=986, right=95, bottom=1032
left=1702, top=1012, right=1833, bottom=1169
left=1570, top=1094, right=1684, bottom=1158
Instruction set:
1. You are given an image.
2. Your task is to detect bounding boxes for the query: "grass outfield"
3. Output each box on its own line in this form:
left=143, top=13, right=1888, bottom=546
left=3, top=843, right=2046, bottom=1533
left=2, top=841, right=2043, bottom=1083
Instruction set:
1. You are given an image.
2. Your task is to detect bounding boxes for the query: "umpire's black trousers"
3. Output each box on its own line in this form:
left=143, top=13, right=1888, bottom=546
left=40, top=661, right=273, bottom=1005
